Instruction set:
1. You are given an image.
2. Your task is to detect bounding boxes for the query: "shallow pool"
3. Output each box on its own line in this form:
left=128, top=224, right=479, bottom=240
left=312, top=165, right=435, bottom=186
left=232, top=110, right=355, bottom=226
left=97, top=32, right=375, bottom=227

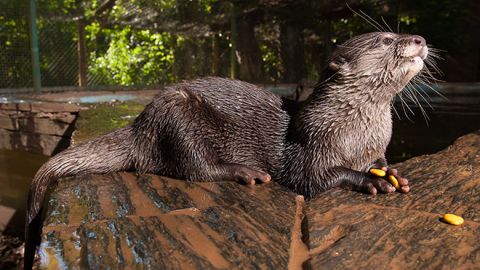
left=0, top=149, right=48, bottom=235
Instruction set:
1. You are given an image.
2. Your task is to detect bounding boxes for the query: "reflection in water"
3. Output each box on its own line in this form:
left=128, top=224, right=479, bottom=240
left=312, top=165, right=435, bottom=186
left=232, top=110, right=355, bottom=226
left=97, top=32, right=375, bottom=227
left=388, top=101, right=480, bottom=163
left=0, top=149, right=48, bottom=235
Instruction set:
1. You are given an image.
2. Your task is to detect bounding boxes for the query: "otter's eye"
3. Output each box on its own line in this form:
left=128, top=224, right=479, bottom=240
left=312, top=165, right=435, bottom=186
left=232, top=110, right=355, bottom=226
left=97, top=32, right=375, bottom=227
left=382, top=37, right=394, bottom=46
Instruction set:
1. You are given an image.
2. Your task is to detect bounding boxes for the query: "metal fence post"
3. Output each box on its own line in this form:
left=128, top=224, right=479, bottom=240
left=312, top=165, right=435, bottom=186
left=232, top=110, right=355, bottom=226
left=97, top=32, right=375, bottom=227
left=29, top=0, right=41, bottom=93
left=78, top=18, right=88, bottom=88
left=230, top=2, right=237, bottom=79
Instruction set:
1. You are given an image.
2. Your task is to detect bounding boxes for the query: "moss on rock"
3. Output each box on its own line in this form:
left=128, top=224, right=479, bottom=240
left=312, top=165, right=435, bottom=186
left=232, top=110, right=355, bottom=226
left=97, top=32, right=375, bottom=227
left=73, top=102, right=145, bottom=144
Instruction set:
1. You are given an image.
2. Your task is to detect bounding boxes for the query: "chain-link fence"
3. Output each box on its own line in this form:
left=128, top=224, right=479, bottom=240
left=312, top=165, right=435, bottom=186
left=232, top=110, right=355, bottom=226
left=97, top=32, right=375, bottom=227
left=0, top=1, right=82, bottom=91
left=0, top=1, right=305, bottom=93
left=38, top=18, right=79, bottom=88
left=2, top=0, right=477, bottom=93
left=0, top=1, right=33, bottom=90
left=0, top=1, right=182, bottom=92
left=1, top=1, right=244, bottom=93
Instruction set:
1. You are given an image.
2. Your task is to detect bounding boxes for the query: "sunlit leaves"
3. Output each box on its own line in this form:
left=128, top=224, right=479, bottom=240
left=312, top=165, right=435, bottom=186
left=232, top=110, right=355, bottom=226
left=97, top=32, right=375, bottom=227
left=88, top=26, right=175, bottom=86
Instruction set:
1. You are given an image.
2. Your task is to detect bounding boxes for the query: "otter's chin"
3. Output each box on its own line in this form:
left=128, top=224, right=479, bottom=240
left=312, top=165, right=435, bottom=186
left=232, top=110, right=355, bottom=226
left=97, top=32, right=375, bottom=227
left=400, top=56, right=424, bottom=85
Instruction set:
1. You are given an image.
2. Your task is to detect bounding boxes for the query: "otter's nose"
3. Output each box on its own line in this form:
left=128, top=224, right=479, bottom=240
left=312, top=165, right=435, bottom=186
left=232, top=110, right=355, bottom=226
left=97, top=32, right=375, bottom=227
left=412, top=35, right=426, bottom=46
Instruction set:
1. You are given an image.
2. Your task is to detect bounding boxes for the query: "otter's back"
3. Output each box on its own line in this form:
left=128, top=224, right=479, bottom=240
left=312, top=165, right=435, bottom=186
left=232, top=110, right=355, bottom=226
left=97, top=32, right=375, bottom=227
left=133, top=77, right=289, bottom=176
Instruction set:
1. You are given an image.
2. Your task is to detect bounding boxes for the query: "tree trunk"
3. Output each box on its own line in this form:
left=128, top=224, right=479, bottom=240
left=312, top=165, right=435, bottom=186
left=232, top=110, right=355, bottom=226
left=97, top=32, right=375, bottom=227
left=211, top=34, right=220, bottom=76
left=280, top=14, right=306, bottom=83
left=173, top=39, right=195, bottom=80
left=235, top=12, right=264, bottom=82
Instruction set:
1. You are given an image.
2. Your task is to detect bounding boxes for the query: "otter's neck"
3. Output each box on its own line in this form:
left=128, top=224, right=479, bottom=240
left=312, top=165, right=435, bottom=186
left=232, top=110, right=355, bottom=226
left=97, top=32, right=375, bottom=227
left=292, top=80, right=396, bottom=143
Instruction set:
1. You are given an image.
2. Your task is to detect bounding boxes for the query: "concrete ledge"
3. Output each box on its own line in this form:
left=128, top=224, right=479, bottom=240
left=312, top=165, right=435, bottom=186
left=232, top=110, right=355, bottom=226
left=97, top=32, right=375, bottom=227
left=0, top=102, right=79, bottom=156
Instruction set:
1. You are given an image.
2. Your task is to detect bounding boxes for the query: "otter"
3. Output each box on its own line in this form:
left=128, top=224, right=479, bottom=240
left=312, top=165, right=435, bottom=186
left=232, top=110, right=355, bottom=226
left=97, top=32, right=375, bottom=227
left=25, top=31, right=432, bottom=269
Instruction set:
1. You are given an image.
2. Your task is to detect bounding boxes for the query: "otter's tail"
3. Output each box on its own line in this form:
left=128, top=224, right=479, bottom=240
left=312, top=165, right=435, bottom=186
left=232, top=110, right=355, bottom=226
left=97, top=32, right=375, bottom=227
left=24, top=127, right=134, bottom=269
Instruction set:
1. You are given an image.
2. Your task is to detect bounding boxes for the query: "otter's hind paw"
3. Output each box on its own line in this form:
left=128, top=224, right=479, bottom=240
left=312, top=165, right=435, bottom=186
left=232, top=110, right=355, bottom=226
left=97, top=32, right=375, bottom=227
left=231, top=165, right=271, bottom=185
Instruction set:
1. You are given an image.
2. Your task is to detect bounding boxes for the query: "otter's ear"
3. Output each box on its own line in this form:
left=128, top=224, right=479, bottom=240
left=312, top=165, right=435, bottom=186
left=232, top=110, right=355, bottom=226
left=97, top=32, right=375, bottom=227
left=328, top=56, right=346, bottom=71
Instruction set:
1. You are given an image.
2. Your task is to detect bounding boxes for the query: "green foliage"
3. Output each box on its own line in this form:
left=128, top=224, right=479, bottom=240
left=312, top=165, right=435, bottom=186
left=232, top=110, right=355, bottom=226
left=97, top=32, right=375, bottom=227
left=38, top=0, right=77, bottom=13
left=0, top=0, right=478, bottom=88
left=259, top=43, right=281, bottom=82
left=88, top=26, right=176, bottom=86
left=0, top=1, right=32, bottom=88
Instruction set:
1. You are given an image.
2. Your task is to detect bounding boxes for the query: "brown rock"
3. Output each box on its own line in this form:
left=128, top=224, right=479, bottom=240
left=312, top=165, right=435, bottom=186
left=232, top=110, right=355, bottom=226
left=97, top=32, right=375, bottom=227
left=0, top=103, right=31, bottom=111
left=36, top=112, right=76, bottom=124
left=0, top=104, right=76, bottom=155
left=40, top=174, right=297, bottom=269
left=37, top=131, right=480, bottom=269
left=306, top=131, right=480, bottom=269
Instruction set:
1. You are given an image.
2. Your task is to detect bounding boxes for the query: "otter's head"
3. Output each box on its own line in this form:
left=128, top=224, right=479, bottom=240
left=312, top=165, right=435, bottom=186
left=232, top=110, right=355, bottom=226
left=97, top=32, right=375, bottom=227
left=328, top=32, right=430, bottom=92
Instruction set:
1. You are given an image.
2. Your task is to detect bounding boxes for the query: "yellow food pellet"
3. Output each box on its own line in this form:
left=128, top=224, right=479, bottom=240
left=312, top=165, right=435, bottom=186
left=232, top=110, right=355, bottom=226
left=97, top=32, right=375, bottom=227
left=388, top=175, right=400, bottom=189
left=443, top=214, right=464, bottom=226
left=369, top=168, right=386, bottom=177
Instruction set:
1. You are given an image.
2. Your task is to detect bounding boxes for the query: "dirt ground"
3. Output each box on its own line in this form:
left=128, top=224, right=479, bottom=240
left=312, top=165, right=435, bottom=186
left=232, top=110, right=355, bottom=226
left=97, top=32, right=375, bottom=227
left=0, top=233, right=24, bottom=270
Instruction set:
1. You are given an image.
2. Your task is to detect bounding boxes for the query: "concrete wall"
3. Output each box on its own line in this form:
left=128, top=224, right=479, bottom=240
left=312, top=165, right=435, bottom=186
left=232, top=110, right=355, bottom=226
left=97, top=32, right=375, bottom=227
left=0, top=103, right=79, bottom=156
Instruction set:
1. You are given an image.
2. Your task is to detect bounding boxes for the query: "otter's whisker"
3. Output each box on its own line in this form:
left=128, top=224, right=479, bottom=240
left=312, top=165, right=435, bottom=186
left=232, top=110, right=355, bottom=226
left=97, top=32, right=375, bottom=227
left=416, top=76, right=448, bottom=101
left=424, top=59, right=443, bottom=77
left=391, top=98, right=401, bottom=120
left=404, top=87, right=422, bottom=110
left=314, top=69, right=340, bottom=89
left=411, top=77, right=434, bottom=102
left=424, top=56, right=442, bottom=71
left=426, top=51, right=443, bottom=60
left=381, top=16, right=394, bottom=33
left=405, top=84, right=430, bottom=123
left=398, top=93, right=415, bottom=122
left=408, top=82, right=434, bottom=110
left=358, top=9, right=387, bottom=32
left=346, top=3, right=386, bottom=32
left=427, top=47, right=446, bottom=54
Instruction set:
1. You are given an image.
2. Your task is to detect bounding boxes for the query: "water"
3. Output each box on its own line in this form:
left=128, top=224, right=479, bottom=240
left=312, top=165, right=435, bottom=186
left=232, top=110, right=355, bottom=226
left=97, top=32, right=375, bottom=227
left=77, top=94, right=137, bottom=103
left=387, top=91, right=480, bottom=163
left=0, top=149, right=48, bottom=235
left=0, top=94, right=138, bottom=104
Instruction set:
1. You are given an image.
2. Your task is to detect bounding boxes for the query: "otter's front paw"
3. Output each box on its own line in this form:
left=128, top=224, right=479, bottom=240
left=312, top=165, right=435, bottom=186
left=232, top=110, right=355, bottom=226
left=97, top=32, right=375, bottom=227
left=233, top=166, right=271, bottom=185
left=352, top=176, right=396, bottom=195
left=369, top=167, right=409, bottom=193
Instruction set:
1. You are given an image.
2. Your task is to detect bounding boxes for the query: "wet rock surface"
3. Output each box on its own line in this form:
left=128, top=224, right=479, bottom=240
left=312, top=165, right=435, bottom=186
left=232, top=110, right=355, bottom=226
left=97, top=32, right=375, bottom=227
left=306, top=131, right=480, bottom=269
left=38, top=131, right=480, bottom=269
left=41, top=174, right=297, bottom=269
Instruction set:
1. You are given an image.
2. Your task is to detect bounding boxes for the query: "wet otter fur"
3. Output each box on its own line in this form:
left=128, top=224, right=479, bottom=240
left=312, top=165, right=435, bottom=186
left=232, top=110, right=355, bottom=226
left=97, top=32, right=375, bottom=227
left=25, top=32, right=433, bottom=269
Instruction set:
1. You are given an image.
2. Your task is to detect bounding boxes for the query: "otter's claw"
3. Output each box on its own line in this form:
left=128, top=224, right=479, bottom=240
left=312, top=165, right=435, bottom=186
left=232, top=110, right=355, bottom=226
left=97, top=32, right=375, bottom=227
left=234, top=167, right=271, bottom=185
